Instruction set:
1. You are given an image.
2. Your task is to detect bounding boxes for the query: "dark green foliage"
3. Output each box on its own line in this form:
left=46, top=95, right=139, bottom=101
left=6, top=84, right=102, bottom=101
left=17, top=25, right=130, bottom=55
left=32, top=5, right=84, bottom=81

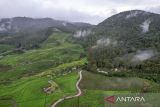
left=0, top=17, right=92, bottom=50
left=0, top=30, right=49, bottom=49
left=77, top=10, right=160, bottom=77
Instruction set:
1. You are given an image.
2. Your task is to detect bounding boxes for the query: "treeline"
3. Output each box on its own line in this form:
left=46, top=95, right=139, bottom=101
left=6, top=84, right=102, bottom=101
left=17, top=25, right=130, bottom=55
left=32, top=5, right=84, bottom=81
left=73, top=10, right=160, bottom=76
left=0, top=28, right=54, bottom=50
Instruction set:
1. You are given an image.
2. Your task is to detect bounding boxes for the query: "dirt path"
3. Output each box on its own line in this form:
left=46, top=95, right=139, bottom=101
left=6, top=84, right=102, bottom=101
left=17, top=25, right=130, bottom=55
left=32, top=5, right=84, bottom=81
left=51, top=70, right=83, bottom=107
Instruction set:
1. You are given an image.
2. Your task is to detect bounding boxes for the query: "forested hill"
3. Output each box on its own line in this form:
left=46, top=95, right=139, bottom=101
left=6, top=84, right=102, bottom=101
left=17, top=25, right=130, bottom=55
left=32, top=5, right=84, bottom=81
left=0, top=17, right=92, bottom=50
left=0, top=17, right=91, bottom=33
left=79, top=10, right=160, bottom=76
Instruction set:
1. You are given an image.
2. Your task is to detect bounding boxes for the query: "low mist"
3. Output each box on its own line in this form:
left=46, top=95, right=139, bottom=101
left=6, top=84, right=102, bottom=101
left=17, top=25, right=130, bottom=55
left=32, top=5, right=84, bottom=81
left=140, top=19, right=151, bottom=33
left=131, top=49, right=156, bottom=62
left=73, top=30, right=92, bottom=38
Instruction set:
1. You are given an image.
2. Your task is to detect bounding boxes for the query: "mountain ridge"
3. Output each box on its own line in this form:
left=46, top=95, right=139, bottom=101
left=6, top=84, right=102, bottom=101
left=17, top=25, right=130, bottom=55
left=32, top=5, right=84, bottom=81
left=0, top=17, right=92, bottom=34
left=76, top=10, right=160, bottom=76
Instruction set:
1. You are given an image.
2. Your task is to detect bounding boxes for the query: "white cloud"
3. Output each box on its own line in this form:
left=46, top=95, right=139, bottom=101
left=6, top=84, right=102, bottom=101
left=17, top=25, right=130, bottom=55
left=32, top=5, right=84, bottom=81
left=131, top=50, right=156, bottom=62
left=140, top=19, right=151, bottom=33
left=93, top=38, right=117, bottom=48
left=0, top=0, right=160, bottom=24
left=73, top=30, right=92, bottom=37
left=126, top=11, right=142, bottom=19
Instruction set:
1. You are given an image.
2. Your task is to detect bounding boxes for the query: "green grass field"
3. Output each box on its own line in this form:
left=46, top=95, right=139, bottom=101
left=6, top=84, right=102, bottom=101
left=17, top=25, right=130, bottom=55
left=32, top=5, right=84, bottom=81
left=0, top=44, right=14, bottom=54
left=57, top=71, right=160, bottom=107
left=0, top=32, right=86, bottom=107
left=0, top=32, right=84, bottom=81
left=0, top=72, right=79, bottom=107
left=58, top=89, right=160, bottom=107
left=80, top=71, right=160, bottom=92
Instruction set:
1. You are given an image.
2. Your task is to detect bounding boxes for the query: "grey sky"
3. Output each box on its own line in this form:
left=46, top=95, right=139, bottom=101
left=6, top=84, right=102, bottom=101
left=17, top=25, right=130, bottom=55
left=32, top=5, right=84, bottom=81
left=0, top=0, right=160, bottom=24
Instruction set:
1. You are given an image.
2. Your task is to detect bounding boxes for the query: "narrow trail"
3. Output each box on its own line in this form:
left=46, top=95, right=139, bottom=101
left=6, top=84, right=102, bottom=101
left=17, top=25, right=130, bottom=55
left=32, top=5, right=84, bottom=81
left=51, top=70, right=83, bottom=107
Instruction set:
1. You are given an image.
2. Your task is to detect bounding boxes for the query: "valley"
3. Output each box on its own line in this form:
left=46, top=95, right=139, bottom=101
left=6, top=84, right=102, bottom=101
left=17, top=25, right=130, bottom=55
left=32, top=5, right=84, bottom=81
left=0, top=32, right=86, bottom=107
left=0, top=10, right=160, bottom=107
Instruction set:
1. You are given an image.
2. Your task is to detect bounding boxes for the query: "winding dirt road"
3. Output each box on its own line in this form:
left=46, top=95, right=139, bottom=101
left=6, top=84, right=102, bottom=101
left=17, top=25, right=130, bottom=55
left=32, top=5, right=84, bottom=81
left=52, top=70, right=83, bottom=107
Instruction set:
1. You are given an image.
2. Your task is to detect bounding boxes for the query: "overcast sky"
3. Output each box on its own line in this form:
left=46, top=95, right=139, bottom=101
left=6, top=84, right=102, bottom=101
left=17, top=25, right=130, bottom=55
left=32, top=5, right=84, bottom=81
left=0, top=0, right=160, bottom=24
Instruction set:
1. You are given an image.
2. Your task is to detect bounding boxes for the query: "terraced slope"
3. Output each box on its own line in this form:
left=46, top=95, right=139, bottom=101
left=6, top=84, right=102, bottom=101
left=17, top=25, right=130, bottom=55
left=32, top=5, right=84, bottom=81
left=0, top=32, right=86, bottom=107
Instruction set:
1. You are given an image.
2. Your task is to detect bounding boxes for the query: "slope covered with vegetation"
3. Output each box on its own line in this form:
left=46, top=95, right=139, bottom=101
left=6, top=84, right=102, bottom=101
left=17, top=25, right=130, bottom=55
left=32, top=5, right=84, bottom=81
left=76, top=10, right=160, bottom=83
left=0, top=32, right=86, bottom=107
left=0, top=10, right=160, bottom=107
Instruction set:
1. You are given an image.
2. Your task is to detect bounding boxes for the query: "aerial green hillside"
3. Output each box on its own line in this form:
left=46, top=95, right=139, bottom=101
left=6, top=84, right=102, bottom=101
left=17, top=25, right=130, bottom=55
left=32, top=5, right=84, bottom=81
left=0, top=10, right=160, bottom=107
left=0, top=32, right=86, bottom=107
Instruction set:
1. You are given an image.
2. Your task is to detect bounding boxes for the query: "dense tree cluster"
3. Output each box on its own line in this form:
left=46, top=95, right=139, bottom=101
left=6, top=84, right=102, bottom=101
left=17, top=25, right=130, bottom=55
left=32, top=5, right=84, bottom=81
left=75, top=10, right=160, bottom=80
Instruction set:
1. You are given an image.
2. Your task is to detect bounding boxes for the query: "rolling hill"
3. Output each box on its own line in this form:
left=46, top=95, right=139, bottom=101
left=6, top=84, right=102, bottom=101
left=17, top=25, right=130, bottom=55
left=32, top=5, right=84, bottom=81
left=0, top=10, right=160, bottom=107
left=77, top=10, right=160, bottom=78
left=0, top=17, right=92, bottom=50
